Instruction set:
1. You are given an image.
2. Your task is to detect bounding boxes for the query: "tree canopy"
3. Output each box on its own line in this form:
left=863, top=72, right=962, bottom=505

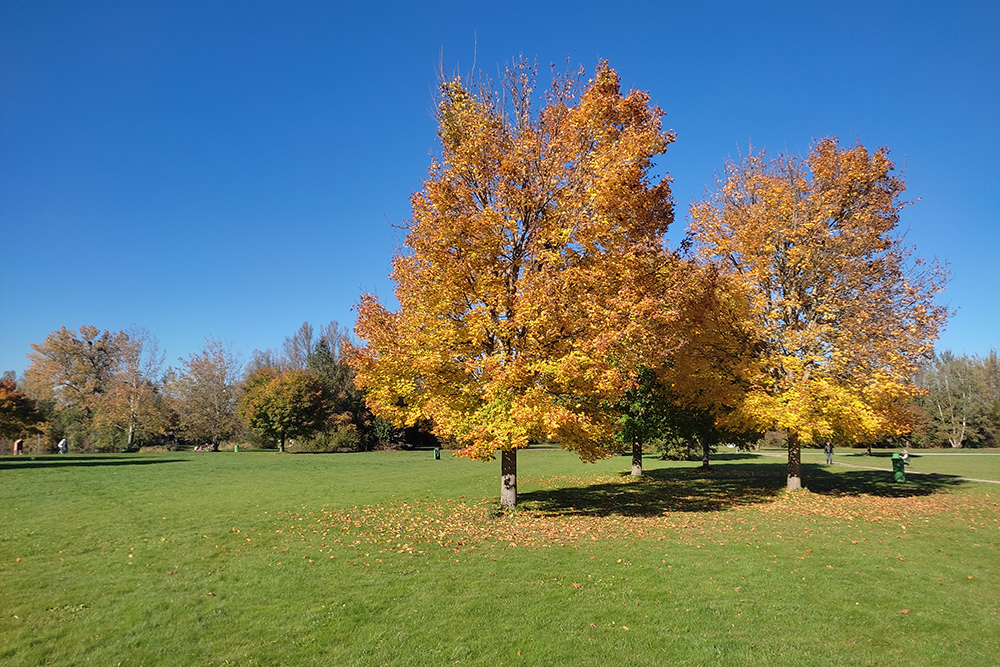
left=687, top=139, right=949, bottom=489
left=352, top=60, right=678, bottom=505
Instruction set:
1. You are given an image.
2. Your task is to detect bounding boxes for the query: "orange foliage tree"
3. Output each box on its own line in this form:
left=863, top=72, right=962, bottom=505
left=25, top=325, right=127, bottom=418
left=352, top=60, right=678, bottom=506
left=0, top=379, right=45, bottom=441
left=687, top=139, right=948, bottom=489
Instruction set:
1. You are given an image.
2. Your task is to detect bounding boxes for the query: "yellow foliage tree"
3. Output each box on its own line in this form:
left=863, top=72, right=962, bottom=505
left=688, top=139, right=948, bottom=489
left=352, top=60, right=678, bottom=506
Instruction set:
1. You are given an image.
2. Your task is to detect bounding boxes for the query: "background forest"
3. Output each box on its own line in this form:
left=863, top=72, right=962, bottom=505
left=0, top=322, right=421, bottom=454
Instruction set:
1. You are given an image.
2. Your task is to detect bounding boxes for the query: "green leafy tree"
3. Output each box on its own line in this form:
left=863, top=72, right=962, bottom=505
left=614, top=367, right=671, bottom=476
left=239, top=368, right=330, bottom=452
left=250, top=322, right=374, bottom=451
left=615, top=367, right=757, bottom=472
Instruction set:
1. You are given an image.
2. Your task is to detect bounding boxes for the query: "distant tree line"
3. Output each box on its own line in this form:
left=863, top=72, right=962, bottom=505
left=1, top=321, right=422, bottom=453
left=913, top=350, right=1000, bottom=448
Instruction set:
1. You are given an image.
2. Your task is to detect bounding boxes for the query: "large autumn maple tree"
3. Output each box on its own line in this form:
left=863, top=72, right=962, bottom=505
left=688, top=139, right=948, bottom=489
left=352, top=60, right=677, bottom=506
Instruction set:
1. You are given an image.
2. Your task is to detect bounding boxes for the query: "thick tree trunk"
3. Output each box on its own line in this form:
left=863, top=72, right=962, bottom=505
left=278, top=436, right=285, bottom=454
left=787, top=432, right=802, bottom=490
left=702, top=438, right=711, bottom=469
left=501, top=449, right=517, bottom=507
left=631, top=439, right=643, bottom=476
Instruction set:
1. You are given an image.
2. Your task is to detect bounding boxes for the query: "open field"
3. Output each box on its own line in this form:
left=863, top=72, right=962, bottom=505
left=1, top=449, right=998, bottom=666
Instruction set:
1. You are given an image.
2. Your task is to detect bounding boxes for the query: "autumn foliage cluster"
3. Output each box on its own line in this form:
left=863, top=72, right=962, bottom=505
left=10, top=322, right=374, bottom=454
left=351, top=60, right=948, bottom=502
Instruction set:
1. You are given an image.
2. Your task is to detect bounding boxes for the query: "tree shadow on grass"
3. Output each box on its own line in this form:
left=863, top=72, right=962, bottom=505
left=518, top=460, right=969, bottom=517
left=0, top=456, right=187, bottom=471
left=804, top=464, right=965, bottom=497
left=519, top=464, right=785, bottom=517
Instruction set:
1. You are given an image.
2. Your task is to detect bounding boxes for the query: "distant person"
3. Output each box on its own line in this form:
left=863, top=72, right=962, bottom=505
left=13, top=438, right=23, bottom=455
left=824, top=441, right=833, bottom=465
left=58, top=438, right=68, bottom=454
left=901, top=448, right=910, bottom=466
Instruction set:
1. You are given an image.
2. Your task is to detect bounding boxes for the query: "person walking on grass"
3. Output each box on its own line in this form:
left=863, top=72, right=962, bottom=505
left=824, top=441, right=834, bottom=465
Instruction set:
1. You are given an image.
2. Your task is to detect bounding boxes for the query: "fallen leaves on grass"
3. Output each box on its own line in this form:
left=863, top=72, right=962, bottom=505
left=251, top=475, right=993, bottom=557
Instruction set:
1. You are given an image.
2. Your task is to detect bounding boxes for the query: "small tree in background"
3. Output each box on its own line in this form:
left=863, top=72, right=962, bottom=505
left=0, top=378, right=45, bottom=442
left=918, top=349, right=1000, bottom=448
left=239, top=368, right=329, bottom=453
left=169, top=339, right=243, bottom=451
left=94, top=326, right=167, bottom=450
left=249, top=321, right=374, bottom=450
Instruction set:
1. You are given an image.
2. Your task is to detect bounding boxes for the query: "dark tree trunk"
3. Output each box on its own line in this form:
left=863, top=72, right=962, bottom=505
left=278, top=436, right=286, bottom=454
left=631, top=439, right=643, bottom=476
left=702, top=436, right=711, bottom=469
left=501, top=449, right=517, bottom=507
left=787, top=431, right=802, bottom=490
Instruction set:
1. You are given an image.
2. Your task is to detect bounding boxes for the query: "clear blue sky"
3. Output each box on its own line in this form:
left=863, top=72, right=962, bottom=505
left=2, top=0, right=997, bottom=374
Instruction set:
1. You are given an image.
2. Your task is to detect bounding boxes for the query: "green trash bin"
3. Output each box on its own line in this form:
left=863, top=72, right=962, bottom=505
left=891, top=453, right=905, bottom=482
left=433, top=448, right=441, bottom=460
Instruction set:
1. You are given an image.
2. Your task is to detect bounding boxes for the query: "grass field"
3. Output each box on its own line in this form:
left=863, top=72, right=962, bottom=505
left=1, top=448, right=997, bottom=666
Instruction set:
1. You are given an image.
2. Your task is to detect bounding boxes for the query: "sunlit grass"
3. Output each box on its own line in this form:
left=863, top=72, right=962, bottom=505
left=1, top=449, right=997, bottom=665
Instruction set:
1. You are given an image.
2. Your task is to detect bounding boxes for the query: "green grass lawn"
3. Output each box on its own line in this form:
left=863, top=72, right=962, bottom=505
left=1, top=448, right=997, bottom=666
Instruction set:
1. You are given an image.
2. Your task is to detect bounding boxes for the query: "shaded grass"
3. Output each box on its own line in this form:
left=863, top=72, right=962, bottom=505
left=796, top=447, right=1000, bottom=481
left=1, top=450, right=997, bottom=666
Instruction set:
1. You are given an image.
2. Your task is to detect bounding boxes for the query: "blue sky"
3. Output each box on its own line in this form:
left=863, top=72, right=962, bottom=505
left=1, top=0, right=997, bottom=374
